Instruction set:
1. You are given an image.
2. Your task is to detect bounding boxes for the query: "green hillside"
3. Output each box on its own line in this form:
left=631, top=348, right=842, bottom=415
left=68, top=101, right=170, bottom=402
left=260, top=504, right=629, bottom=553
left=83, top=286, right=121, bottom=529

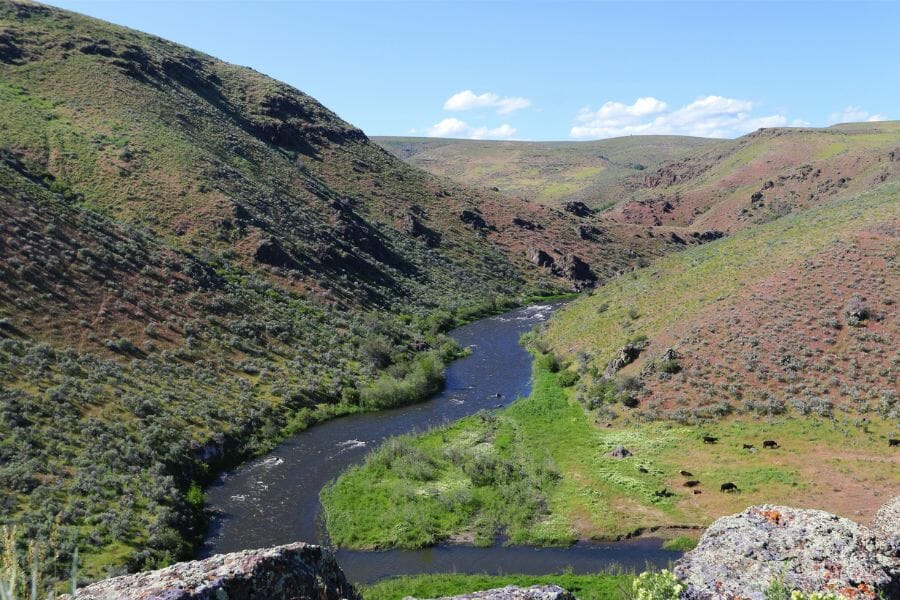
left=375, top=135, right=720, bottom=208
left=0, top=0, right=644, bottom=579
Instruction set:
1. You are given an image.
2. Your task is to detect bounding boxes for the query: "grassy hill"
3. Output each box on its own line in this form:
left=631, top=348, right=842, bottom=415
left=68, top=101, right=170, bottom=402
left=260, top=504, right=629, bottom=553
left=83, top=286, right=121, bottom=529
left=321, top=184, right=899, bottom=550
left=606, top=122, right=900, bottom=232
left=0, top=0, right=673, bottom=580
left=375, top=135, right=719, bottom=208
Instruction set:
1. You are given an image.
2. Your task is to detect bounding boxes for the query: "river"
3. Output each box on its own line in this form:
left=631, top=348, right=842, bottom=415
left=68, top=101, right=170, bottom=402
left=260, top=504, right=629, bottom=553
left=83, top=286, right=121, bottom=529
left=200, top=302, right=681, bottom=583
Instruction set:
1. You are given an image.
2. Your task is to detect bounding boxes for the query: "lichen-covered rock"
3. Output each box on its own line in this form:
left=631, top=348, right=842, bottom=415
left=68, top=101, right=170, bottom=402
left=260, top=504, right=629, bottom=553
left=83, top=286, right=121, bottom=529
left=675, top=502, right=900, bottom=600
left=407, top=585, right=575, bottom=600
left=872, top=495, right=900, bottom=558
left=65, top=543, right=360, bottom=600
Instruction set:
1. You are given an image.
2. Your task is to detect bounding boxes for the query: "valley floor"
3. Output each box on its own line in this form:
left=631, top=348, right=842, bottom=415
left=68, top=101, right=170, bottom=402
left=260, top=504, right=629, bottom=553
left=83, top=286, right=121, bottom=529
left=321, top=359, right=900, bottom=550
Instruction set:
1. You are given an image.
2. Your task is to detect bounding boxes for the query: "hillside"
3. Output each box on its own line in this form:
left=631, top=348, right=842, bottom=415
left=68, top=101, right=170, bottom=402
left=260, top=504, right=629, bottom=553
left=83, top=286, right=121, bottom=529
left=0, top=0, right=681, bottom=579
left=375, top=135, right=719, bottom=208
left=606, top=122, right=900, bottom=232
left=322, top=184, right=899, bottom=550
left=377, top=125, right=900, bottom=240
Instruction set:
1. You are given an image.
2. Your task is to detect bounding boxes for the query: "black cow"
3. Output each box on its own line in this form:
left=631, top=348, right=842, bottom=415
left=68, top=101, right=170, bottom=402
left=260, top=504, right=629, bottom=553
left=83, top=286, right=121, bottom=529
left=692, top=489, right=702, bottom=495
left=720, top=482, right=739, bottom=492
left=889, top=439, right=899, bottom=447
left=703, top=436, right=718, bottom=444
left=762, top=440, right=779, bottom=449
left=683, top=480, right=701, bottom=488
left=680, top=470, right=694, bottom=477
left=743, top=444, right=755, bottom=450
left=638, top=466, right=649, bottom=473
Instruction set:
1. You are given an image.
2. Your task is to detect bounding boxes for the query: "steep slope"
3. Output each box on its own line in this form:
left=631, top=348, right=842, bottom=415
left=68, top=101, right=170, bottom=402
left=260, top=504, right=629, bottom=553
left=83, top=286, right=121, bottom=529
left=375, top=135, right=719, bottom=208
left=607, top=122, right=900, bottom=232
left=545, top=183, right=898, bottom=422
left=0, top=0, right=677, bottom=579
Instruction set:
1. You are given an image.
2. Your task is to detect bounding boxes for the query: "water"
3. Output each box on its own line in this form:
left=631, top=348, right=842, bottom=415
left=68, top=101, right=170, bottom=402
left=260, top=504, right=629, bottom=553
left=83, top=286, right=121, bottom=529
left=200, top=302, right=681, bottom=583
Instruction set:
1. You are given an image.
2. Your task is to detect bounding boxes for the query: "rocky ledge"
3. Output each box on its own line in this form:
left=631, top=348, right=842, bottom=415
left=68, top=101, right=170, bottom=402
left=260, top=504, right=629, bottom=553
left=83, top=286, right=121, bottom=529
left=64, top=543, right=359, bottom=600
left=407, top=585, right=575, bottom=600
left=675, top=497, right=900, bottom=600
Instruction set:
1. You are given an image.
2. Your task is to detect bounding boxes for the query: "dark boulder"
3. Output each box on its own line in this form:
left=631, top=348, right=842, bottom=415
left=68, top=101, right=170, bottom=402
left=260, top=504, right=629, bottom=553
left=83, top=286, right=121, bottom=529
left=563, top=201, right=592, bottom=217
left=513, top=217, right=543, bottom=231
left=255, top=237, right=300, bottom=269
left=401, top=213, right=440, bottom=247
left=526, top=247, right=555, bottom=269
left=575, top=224, right=604, bottom=241
left=460, top=209, right=495, bottom=231
left=691, top=230, right=725, bottom=243
left=553, top=253, right=597, bottom=287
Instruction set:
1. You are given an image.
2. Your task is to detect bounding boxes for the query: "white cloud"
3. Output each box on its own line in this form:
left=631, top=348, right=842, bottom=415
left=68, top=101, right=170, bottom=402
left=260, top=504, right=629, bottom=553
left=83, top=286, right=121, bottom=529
left=426, top=118, right=517, bottom=140
left=827, top=106, right=885, bottom=125
left=570, top=95, right=790, bottom=139
left=444, top=90, right=532, bottom=115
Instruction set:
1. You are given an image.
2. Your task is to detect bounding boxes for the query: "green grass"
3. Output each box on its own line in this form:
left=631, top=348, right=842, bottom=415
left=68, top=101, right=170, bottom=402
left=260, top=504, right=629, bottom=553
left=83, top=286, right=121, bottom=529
left=361, top=572, right=633, bottom=600
left=323, top=350, right=900, bottom=548
left=661, top=536, right=697, bottom=552
left=543, top=183, right=899, bottom=370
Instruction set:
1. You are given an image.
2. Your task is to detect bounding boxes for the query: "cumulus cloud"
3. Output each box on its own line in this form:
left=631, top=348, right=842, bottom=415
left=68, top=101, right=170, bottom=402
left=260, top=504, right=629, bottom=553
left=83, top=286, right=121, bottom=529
left=426, top=118, right=517, bottom=140
left=827, top=106, right=885, bottom=125
left=570, top=95, right=790, bottom=139
left=444, top=90, right=532, bottom=115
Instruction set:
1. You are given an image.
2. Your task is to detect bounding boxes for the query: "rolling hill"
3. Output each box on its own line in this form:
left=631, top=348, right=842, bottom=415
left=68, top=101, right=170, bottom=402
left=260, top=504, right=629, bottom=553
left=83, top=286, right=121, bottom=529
left=375, top=135, right=720, bottom=208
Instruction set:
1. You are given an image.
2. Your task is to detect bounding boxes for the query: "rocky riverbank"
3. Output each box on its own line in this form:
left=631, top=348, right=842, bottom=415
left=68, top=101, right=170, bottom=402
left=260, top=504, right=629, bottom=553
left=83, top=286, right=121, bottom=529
left=67, top=497, right=898, bottom=600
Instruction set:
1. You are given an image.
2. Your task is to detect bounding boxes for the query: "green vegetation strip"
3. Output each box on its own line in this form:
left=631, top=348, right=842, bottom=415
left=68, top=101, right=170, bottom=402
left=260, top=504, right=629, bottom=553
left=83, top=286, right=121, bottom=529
left=361, top=573, right=633, bottom=600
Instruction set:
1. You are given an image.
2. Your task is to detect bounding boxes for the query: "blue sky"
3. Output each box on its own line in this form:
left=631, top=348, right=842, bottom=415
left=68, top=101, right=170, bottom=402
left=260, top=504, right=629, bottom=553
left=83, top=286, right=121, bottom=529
left=46, top=1, right=898, bottom=141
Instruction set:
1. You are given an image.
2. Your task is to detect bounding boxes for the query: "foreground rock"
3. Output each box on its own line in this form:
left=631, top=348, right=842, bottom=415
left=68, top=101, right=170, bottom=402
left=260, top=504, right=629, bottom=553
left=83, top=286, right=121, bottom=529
left=66, top=543, right=360, bottom=600
left=675, top=500, right=900, bottom=600
left=408, top=585, right=575, bottom=600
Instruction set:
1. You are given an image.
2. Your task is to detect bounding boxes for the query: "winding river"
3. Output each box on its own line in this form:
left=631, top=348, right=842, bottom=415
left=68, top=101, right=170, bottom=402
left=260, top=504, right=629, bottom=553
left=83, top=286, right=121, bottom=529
left=200, top=302, right=682, bottom=583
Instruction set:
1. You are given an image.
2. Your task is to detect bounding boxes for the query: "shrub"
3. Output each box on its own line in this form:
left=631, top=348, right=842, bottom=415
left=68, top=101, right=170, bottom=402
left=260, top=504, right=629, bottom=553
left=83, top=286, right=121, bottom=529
left=658, top=359, right=681, bottom=374
left=534, top=352, right=559, bottom=373
left=557, top=370, right=578, bottom=387
left=360, top=352, right=445, bottom=409
left=632, top=569, right=683, bottom=600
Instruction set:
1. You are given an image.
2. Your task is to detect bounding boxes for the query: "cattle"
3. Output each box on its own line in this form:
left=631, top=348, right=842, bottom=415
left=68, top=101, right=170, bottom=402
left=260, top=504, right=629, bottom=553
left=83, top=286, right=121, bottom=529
left=703, top=436, right=718, bottom=444
left=762, top=440, right=779, bottom=449
left=683, top=480, right=701, bottom=488
left=638, top=466, right=649, bottom=473
left=889, top=439, right=900, bottom=447
left=680, top=470, right=693, bottom=477
left=692, top=489, right=702, bottom=495
left=720, top=482, right=739, bottom=492
left=743, top=444, right=755, bottom=450
left=654, top=488, right=675, bottom=498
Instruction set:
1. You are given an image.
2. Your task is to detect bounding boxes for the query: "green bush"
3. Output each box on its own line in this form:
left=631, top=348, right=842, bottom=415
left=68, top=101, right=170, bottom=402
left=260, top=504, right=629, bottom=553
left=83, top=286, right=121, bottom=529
left=557, top=370, right=579, bottom=387
left=360, top=352, right=445, bottom=409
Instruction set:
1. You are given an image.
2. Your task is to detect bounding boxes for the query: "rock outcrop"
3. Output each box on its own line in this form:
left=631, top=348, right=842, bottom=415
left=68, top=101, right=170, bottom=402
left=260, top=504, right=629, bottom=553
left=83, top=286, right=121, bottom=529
left=562, top=201, right=591, bottom=217
left=409, top=585, right=575, bottom=600
left=675, top=500, right=900, bottom=600
left=66, top=543, right=360, bottom=600
left=872, top=496, right=900, bottom=584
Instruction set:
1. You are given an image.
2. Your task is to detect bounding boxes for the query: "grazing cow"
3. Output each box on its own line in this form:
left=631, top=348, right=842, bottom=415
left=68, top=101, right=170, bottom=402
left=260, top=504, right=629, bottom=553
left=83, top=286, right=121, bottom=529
left=888, top=438, right=900, bottom=447
left=720, top=482, right=739, bottom=492
left=680, top=470, right=694, bottom=477
left=743, top=444, right=755, bottom=450
left=692, top=489, right=702, bottom=495
left=703, top=436, right=718, bottom=444
left=762, top=440, right=779, bottom=449
left=654, top=488, right=675, bottom=498
left=683, top=480, right=701, bottom=488
left=638, top=466, right=649, bottom=473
